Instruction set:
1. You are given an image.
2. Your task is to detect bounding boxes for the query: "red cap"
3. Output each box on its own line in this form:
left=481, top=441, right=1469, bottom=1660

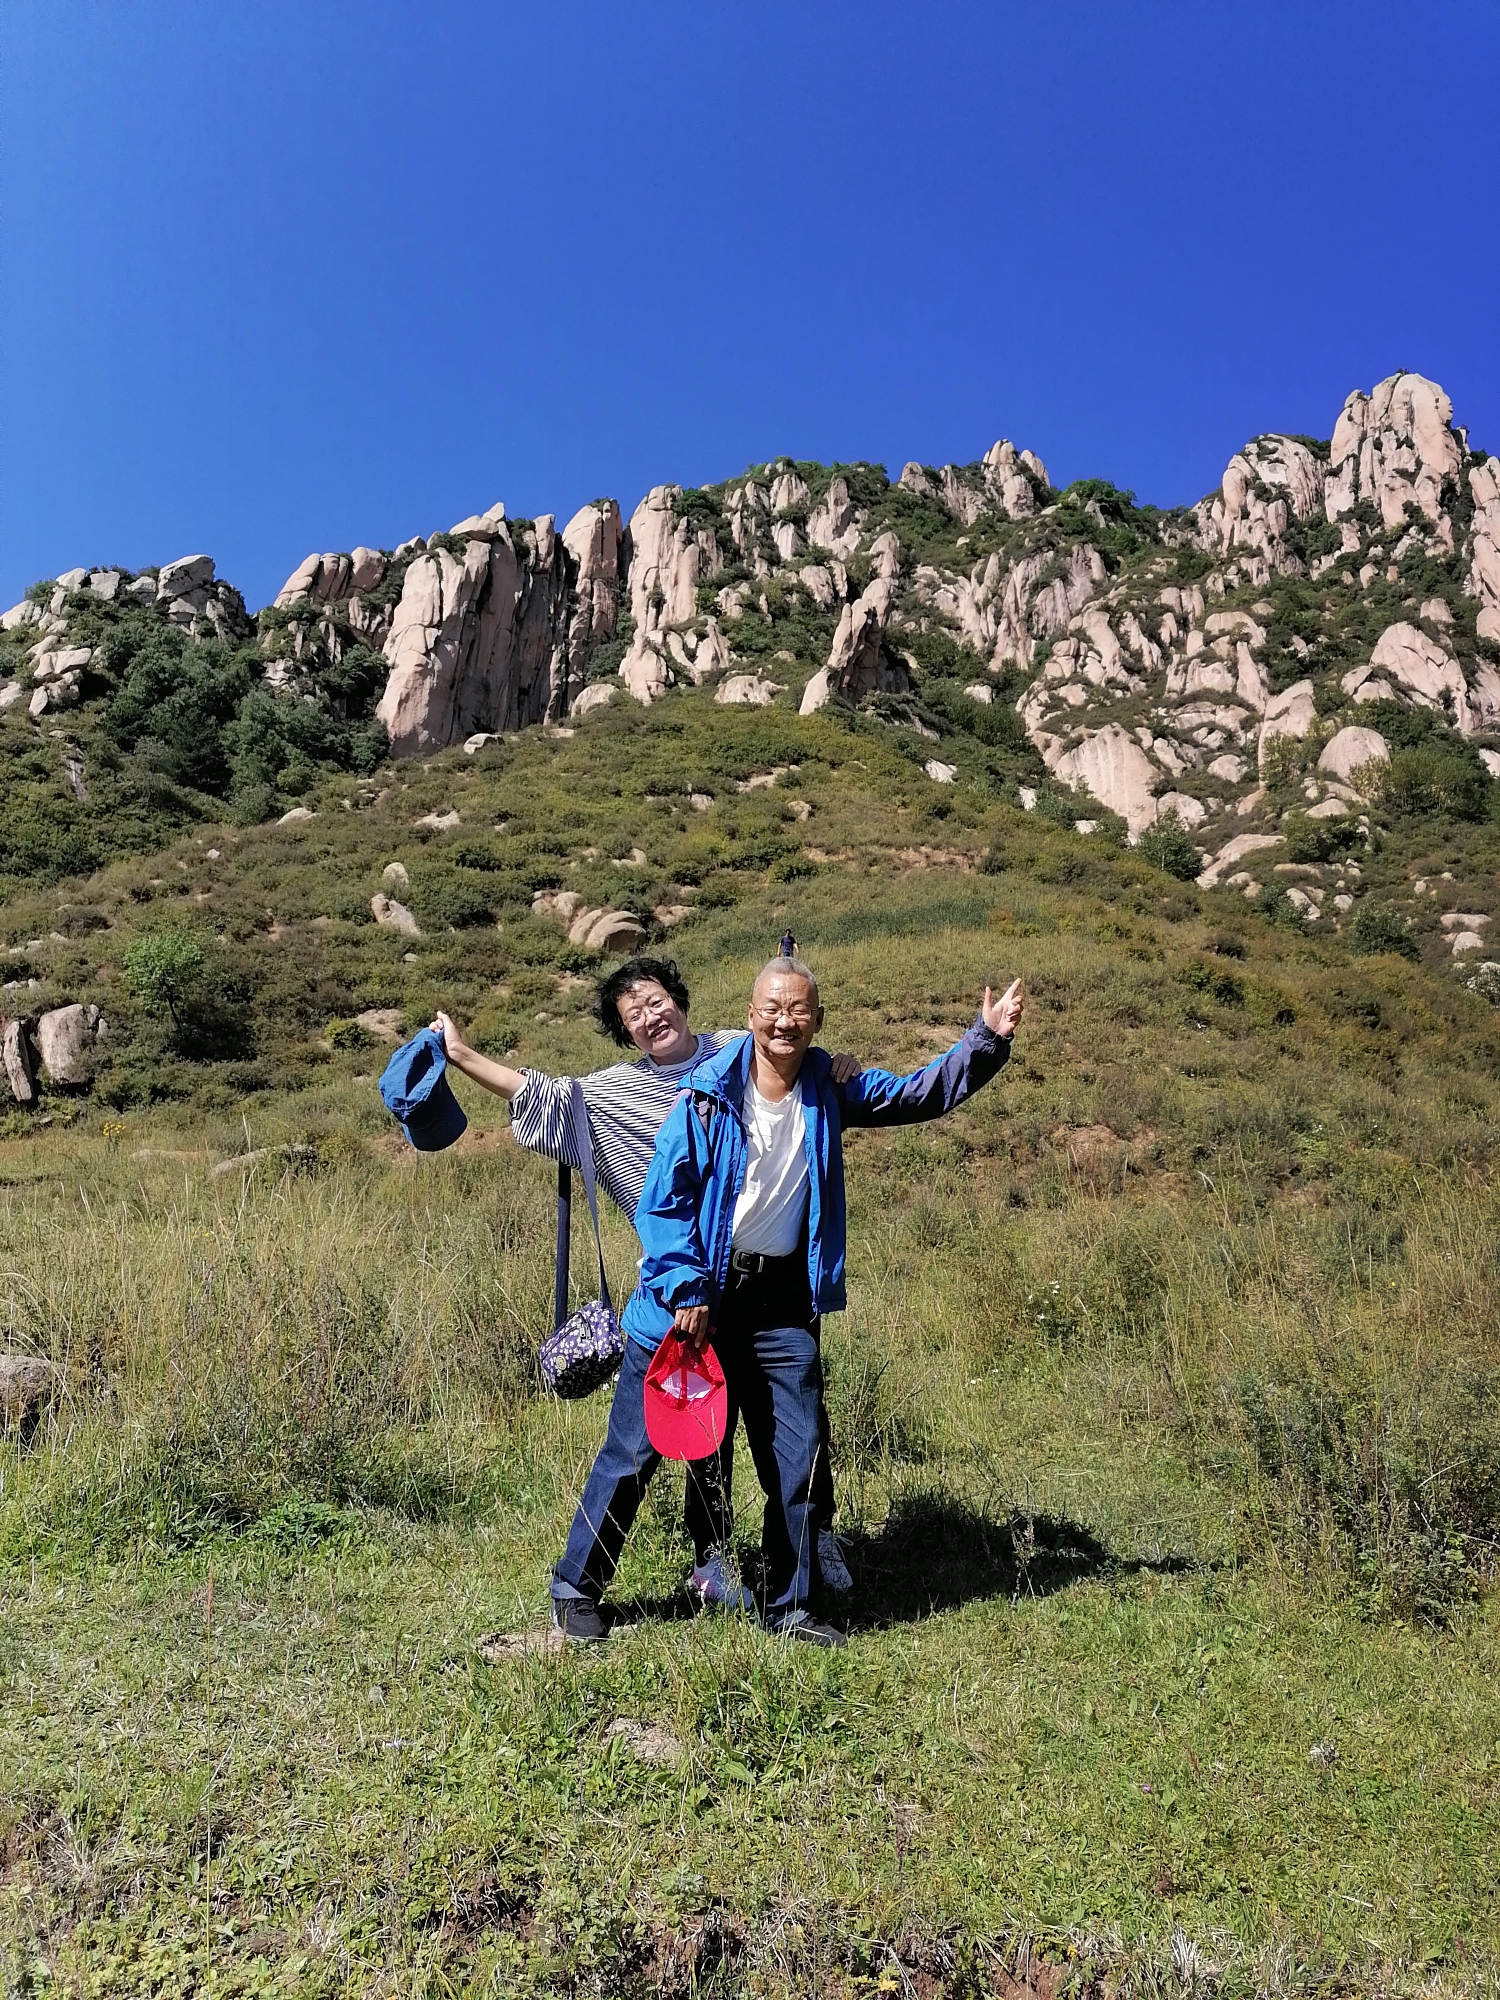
left=644, top=1335, right=729, bottom=1462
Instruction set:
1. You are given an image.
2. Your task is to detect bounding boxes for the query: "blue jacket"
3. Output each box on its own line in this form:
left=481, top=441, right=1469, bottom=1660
left=623, top=1016, right=1010, bottom=1350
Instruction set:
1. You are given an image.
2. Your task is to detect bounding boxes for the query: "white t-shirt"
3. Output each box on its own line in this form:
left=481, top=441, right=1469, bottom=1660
left=731, top=1077, right=810, bottom=1256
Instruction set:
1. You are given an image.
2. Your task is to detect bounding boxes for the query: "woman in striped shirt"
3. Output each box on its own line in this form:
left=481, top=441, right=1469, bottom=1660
left=432, top=955, right=860, bottom=1606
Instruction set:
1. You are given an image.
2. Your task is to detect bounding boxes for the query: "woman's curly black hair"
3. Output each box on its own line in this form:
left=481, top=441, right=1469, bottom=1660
left=593, top=956, right=691, bottom=1049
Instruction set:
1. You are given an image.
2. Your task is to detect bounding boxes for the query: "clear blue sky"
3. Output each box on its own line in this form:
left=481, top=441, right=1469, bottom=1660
left=3, top=1, right=1497, bottom=612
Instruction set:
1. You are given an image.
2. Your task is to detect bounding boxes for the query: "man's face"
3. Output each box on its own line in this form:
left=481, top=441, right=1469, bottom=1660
left=617, top=980, right=694, bottom=1063
left=747, top=971, right=823, bottom=1070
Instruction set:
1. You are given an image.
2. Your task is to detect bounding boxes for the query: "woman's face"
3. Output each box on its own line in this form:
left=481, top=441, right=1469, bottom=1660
left=616, top=979, right=694, bottom=1064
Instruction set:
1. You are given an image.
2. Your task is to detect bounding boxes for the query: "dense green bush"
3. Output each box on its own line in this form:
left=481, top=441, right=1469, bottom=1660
left=1348, top=900, right=1419, bottom=959
left=94, top=608, right=388, bottom=818
left=1377, top=744, right=1489, bottom=821
left=1282, top=809, right=1364, bottom=863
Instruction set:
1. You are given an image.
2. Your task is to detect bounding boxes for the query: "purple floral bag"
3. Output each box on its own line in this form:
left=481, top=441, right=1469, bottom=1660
left=538, top=1083, right=625, bottom=1398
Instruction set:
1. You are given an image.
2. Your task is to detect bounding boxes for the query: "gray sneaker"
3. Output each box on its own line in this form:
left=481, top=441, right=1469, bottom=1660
left=691, top=1550, right=755, bottom=1613
left=772, top=1610, right=847, bottom=1649
left=818, top=1528, right=853, bottom=1597
left=550, top=1593, right=606, bottom=1644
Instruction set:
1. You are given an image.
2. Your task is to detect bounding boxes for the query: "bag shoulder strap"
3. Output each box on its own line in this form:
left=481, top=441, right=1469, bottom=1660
left=567, top=1080, right=612, bottom=1312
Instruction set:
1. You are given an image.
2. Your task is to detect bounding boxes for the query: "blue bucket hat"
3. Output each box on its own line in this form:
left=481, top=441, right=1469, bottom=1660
left=379, top=1027, right=467, bottom=1151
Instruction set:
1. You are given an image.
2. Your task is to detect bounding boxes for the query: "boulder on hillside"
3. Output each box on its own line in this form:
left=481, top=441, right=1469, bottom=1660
left=1, top=1018, right=34, bottom=1104
left=716, top=674, right=781, bottom=707
left=36, top=1004, right=106, bottom=1086
left=1156, top=791, right=1207, bottom=828
left=1317, top=726, right=1390, bottom=784
left=561, top=905, right=645, bottom=953
left=1257, top=680, right=1316, bottom=765
left=584, top=911, right=647, bottom=954
left=371, top=894, right=421, bottom=938
left=1344, top=623, right=1474, bottom=731
left=0, top=1354, right=56, bottom=1429
left=1197, top=832, right=1283, bottom=890
left=571, top=682, right=617, bottom=716
left=1050, top=724, right=1158, bottom=839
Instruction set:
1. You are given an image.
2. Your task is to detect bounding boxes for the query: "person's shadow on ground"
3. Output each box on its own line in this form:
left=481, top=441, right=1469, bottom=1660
left=834, top=1487, right=1194, bottom=1631
left=609, top=1488, right=1193, bottom=1634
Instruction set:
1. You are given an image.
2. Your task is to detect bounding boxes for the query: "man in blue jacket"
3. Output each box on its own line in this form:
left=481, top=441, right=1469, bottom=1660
left=550, top=952, right=1025, bottom=1647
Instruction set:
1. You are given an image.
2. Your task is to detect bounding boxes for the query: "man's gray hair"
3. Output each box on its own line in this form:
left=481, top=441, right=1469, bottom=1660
left=753, top=954, right=819, bottom=1000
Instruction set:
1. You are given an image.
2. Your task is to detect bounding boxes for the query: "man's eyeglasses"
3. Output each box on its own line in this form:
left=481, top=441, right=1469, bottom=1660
left=751, top=1002, right=815, bottom=1025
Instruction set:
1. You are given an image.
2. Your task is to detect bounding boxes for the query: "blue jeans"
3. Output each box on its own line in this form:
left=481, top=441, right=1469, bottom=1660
left=553, top=1262, right=825, bottom=1623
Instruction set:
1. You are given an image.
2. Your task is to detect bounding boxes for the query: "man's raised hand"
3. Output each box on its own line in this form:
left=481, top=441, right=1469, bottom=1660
left=981, top=978, right=1025, bottom=1039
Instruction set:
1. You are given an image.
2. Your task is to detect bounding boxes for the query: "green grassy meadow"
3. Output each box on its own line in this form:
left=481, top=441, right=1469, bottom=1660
left=3, top=693, right=1500, bottom=1996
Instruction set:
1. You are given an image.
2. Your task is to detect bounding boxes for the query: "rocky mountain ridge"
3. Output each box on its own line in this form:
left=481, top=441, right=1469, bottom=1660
left=5, top=372, right=1498, bottom=953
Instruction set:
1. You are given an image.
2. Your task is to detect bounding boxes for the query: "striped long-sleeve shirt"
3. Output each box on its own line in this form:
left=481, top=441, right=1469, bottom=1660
left=507, top=1032, right=740, bottom=1221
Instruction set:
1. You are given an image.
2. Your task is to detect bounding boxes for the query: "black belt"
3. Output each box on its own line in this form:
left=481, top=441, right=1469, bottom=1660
left=728, top=1247, right=801, bottom=1276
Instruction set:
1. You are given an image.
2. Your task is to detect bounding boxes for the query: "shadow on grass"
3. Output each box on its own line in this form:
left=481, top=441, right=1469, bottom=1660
left=838, top=1488, right=1194, bottom=1631
left=609, top=1489, right=1194, bottom=1636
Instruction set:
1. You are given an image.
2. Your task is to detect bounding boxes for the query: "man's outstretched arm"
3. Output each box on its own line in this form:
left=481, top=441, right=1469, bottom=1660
left=837, top=979, right=1024, bottom=1129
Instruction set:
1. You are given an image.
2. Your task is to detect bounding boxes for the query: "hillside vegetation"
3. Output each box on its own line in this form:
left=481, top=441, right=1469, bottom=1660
left=3, top=374, right=1500, bottom=1995
left=1, top=688, right=1499, bottom=1997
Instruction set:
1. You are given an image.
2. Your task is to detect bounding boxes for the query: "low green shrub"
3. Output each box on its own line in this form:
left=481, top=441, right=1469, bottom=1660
left=1231, top=1361, right=1500, bottom=1622
left=1348, top=900, right=1419, bottom=959
left=1138, top=809, right=1202, bottom=880
left=1378, top=745, right=1489, bottom=821
left=1282, top=810, right=1362, bottom=863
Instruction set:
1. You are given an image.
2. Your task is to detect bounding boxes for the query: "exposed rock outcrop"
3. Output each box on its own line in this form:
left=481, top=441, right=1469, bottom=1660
left=376, top=520, right=570, bottom=753
left=1346, top=622, right=1472, bottom=731
left=1196, top=435, right=1326, bottom=572
left=613, top=486, right=720, bottom=705
left=1258, top=679, right=1317, bottom=765
left=1469, top=459, right=1500, bottom=643
left=716, top=674, right=781, bottom=706
left=1050, top=724, right=1159, bottom=839
left=1197, top=833, right=1283, bottom=890
left=561, top=499, right=623, bottom=673
left=899, top=440, right=1048, bottom=524
left=275, top=548, right=387, bottom=608
left=807, top=476, right=861, bottom=559
left=1317, top=726, right=1389, bottom=783
left=1325, top=373, right=1462, bottom=532
left=800, top=576, right=904, bottom=715
left=155, top=555, right=247, bottom=640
